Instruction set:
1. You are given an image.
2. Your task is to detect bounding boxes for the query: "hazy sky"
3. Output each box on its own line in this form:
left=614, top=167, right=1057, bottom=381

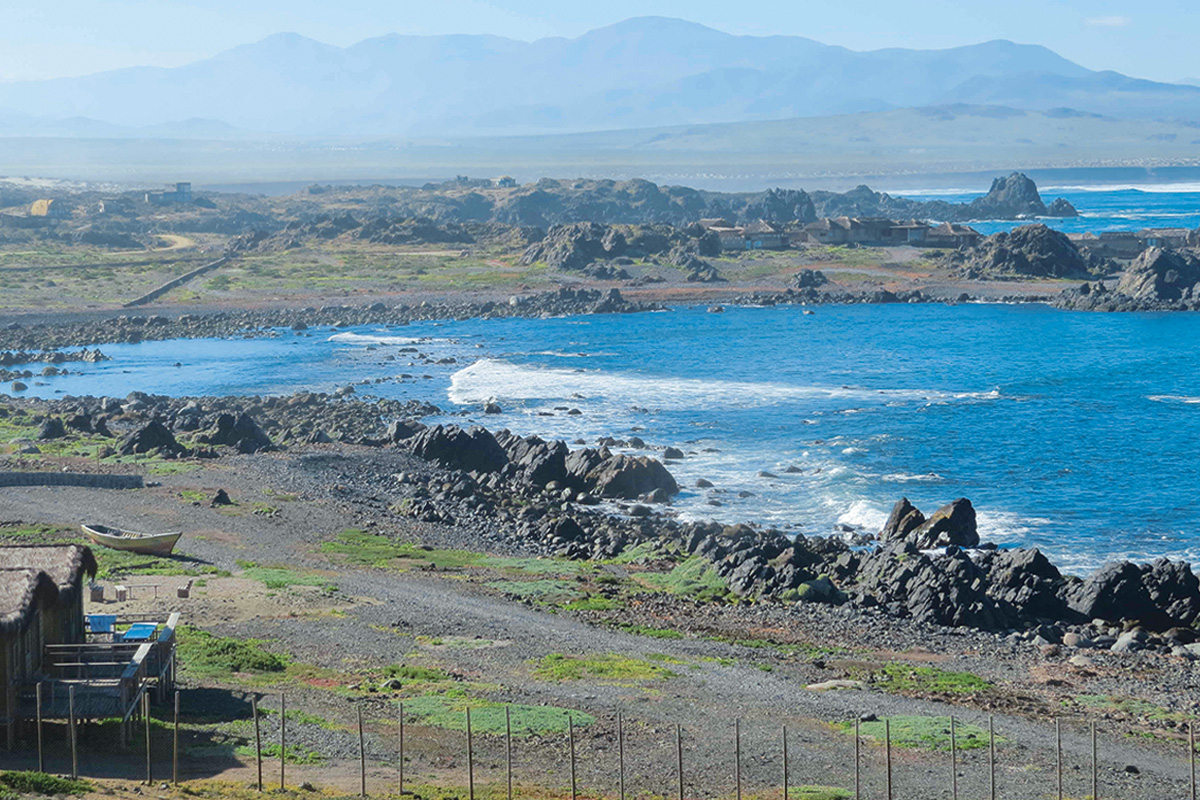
left=2, top=0, right=1195, bottom=84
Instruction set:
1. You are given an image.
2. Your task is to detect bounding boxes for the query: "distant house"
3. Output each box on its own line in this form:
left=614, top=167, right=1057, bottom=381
left=0, top=544, right=97, bottom=746
left=494, top=176, right=518, bottom=188
left=801, top=217, right=852, bottom=245
left=885, top=220, right=932, bottom=245
left=29, top=199, right=68, bottom=219
left=1139, top=228, right=1193, bottom=249
left=145, top=182, right=193, bottom=205
left=925, top=222, right=982, bottom=249
left=741, top=219, right=786, bottom=250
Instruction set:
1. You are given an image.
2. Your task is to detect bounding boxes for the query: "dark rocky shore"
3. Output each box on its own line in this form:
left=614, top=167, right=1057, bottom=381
left=7, top=389, right=1200, bottom=660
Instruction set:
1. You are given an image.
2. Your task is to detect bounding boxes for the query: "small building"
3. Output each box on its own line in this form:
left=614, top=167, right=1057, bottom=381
left=29, top=199, right=68, bottom=219
left=0, top=544, right=97, bottom=747
left=145, top=182, right=193, bottom=205
left=886, top=220, right=932, bottom=245
left=1139, top=228, right=1193, bottom=249
left=925, top=222, right=982, bottom=249
left=741, top=219, right=786, bottom=250
left=494, top=176, right=517, bottom=188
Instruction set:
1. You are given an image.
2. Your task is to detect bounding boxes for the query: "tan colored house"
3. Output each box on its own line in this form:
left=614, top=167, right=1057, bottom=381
left=29, top=199, right=68, bottom=219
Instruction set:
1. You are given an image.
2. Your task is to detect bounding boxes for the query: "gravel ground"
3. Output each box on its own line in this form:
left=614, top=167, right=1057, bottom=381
left=3, top=446, right=1200, bottom=799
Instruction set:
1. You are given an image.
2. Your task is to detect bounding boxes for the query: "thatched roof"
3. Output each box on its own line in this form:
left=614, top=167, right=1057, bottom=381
left=0, top=568, right=60, bottom=636
left=0, top=544, right=98, bottom=606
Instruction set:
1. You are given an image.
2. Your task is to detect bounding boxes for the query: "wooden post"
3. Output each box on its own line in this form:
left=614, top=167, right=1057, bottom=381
left=68, top=686, right=78, bottom=780
left=950, top=716, right=957, bottom=800
left=506, top=705, right=513, bottom=800
left=676, top=725, right=683, bottom=800
left=1091, top=720, right=1098, bottom=800
left=988, top=715, right=995, bottom=800
left=1190, top=722, right=1196, bottom=800
left=36, top=682, right=44, bottom=773
left=781, top=725, right=788, bottom=800
left=1056, top=717, right=1063, bottom=800
left=467, top=707, right=474, bottom=800
left=568, top=714, right=577, bottom=800
left=358, top=705, right=366, bottom=798
left=735, top=718, right=741, bottom=800
left=144, top=692, right=152, bottom=785
left=854, top=718, right=860, bottom=800
left=173, top=690, right=180, bottom=786
left=280, top=693, right=286, bottom=791
left=252, top=696, right=262, bottom=792
left=885, top=719, right=892, bottom=800
left=398, top=702, right=404, bottom=797
left=618, top=712, right=626, bottom=800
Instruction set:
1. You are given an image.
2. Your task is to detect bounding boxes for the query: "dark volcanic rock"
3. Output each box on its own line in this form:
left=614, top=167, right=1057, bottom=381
left=119, top=419, right=187, bottom=457
left=586, top=454, right=679, bottom=500
left=965, top=172, right=1068, bottom=219
left=197, top=412, right=274, bottom=454
left=1064, top=561, right=1164, bottom=626
left=1046, top=197, right=1078, bottom=218
left=1116, top=247, right=1200, bottom=302
left=949, top=225, right=1095, bottom=280
left=791, top=269, right=829, bottom=289
left=909, top=498, right=979, bottom=549
left=406, top=424, right=509, bottom=473
left=879, top=497, right=926, bottom=543
left=519, top=222, right=620, bottom=271
left=37, top=417, right=67, bottom=440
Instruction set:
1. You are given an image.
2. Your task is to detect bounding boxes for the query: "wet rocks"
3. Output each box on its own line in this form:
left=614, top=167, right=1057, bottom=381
left=879, top=497, right=925, bottom=543
left=586, top=454, right=679, bottom=500
left=879, top=497, right=978, bottom=549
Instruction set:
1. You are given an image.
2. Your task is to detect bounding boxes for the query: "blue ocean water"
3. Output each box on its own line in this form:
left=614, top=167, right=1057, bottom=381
left=12, top=303, right=1200, bottom=574
left=897, top=183, right=1200, bottom=236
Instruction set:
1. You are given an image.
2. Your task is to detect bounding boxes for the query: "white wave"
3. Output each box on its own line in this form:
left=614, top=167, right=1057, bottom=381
left=329, top=332, right=431, bottom=346
left=1148, top=394, right=1200, bottom=404
left=447, top=359, right=1003, bottom=409
left=841, top=447, right=867, bottom=455
left=1040, top=182, right=1200, bottom=194
left=880, top=472, right=946, bottom=482
left=837, top=500, right=888, bottom=532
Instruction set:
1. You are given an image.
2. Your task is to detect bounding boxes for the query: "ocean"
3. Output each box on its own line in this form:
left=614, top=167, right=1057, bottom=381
left=11, top=181, right=1200, bottom=575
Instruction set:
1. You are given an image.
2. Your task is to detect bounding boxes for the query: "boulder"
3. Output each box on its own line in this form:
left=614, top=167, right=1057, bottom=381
left=385, top=419, right=425, bottom=442
left=791, top=269, right=829, bottom=289
left=119, top=420, right=187, bottom=457
left=1064, top=561, right=1165, bottom=626
left=585, top=454, right=679, bottom=500
left=406, top=424, right=508, bottom=473
left=1140, top=559, right=1200, bottom=625
left=37, top=418, right=68, bottom=440
left=951, top=225, right=1094, bottom=280
left=1115, top=248, right=1200, bottom=302
left=908, top=498, right=979, bottom=549
left=879, top=497, right=926, bottom=543
left=197, top=413, right=273, bottom=453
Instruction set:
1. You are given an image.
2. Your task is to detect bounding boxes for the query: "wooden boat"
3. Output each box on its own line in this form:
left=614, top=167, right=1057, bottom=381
left=81, top=524, right=182, bottom=556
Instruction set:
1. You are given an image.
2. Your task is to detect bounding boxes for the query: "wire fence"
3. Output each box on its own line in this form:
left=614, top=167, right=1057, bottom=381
left=3, top=688, right=1199, bottom=800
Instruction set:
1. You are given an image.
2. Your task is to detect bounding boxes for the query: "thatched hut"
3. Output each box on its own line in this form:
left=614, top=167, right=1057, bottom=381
left=0, top=545, right=98, bottom=647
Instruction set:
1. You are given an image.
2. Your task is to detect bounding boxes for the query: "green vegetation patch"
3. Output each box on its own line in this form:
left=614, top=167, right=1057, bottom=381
left=236, top=742, right=323, bottom=764
left=177, top=627, right=287, bottom=680
left=1072, top=694, right=1183, bottom=722
left=320, top=529, right=481, bottom=569
left=532, top=653, right=675, bottom=683
left=867, top=662, right=992, bottom=695
left=486, top=579, right=582, bottom=600
left=640, top=556, right=730, bottom=602
left=0, top=772, right=90, bottom=796
left=787, top=788, right=852, bottom=800
left=838, top=716, right=992, bottom=751
left=614, top=623, right=684, bottom=640
left=400, top=695, right=594, bottom=736
left=559, top=596, right=622, bottom=612
left=481, top=556, right=589, bottom=576
left=237, top=561, right=336, bottom=591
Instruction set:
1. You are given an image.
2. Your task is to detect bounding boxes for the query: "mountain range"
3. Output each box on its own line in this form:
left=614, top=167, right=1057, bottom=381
left=4, top=17, right=1200, bottom=139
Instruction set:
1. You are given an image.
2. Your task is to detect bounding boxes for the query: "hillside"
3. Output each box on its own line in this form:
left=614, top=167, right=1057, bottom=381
left=1, top=17, right=1198, bottom=138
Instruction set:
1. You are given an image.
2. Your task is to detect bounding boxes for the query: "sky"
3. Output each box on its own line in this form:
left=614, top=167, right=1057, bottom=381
left=1, top=0, right=1197, bottom=85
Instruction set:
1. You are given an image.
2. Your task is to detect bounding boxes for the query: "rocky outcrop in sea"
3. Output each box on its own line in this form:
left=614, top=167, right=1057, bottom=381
left=1056, top=247, right=1200, bottom=311
left=944, top=224, right=1101, bottom=280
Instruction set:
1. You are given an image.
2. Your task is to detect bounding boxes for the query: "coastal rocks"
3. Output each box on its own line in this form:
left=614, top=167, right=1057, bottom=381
left=879, top=497, right=978, bottom=549
left=947, top=225, right=1096, bottom=280
left=1060, top=559, right=1200, bottom=629
left=586, top=454, right=679, bottom=500
left=119, top=420, right=188, bottom=457
left=406, top=424, right=509, bottom=473
left=963, top=172, right=1077, bottom=220
left=1116, top=248, right=1200, bottom=303
left=1046, top=198, right=1078, bottom=217
left=37, top=417, right=68, bottom=440
left=519, top=222, right=617, bottom=271
left=791, top=269, right=829, bottom=289
left=196, top=413, right=274, bottom=454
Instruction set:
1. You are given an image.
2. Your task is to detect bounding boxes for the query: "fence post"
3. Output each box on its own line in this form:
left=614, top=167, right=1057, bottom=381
left=506, top=705, right=513, bottom=800
left=569, top=714, right=577, bottom=800
left=950, top=716, right=957, bottom=800
left=735, top=718, right=742, bottom=800
left=885, top=719, right=892, bottom=800
left=618, top=712, right=626, bottom=800
left=173, top=690, right=180, bottom=786
left=988, top=715, right=995, bottom=800
left=252, top=695, right=262, bottom=792
left=1190, top=721, right=1196, bottom=800
left=36, top=682, right=44, bottom=773
left=1091, top=721, right=1098, bottom=800
left=68, top=685, right=78, bottom=780
left=467, top=707, right=474, bottom=800
left=676, top=725, right=684, bottom=800
left=854, top=718, right=861, bottom=800
left=143, top=692, right=152, bottom=785
left=398, top=702, right=404, bottom=796
left=280, top=693, right=286, bottom=791
left=358, top=705, right=367, bottom=798
left=782, top=725, right=788, bottom=800
left=1056, top=717, right=1063, bottom=800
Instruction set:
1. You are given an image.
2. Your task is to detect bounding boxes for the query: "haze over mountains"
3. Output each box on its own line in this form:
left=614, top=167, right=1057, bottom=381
left=4, top=16, right=1200, bottom=140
